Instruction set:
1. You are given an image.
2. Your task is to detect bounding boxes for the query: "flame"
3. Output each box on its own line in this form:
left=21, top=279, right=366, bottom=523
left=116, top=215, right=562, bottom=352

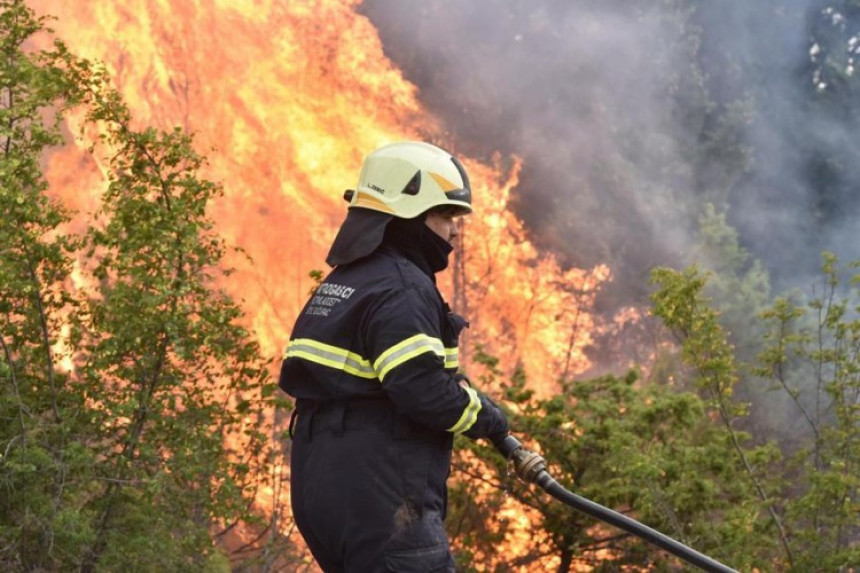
left=28, top=0, right=610, bottom=568
left=449, top=156, right=608, bottom=394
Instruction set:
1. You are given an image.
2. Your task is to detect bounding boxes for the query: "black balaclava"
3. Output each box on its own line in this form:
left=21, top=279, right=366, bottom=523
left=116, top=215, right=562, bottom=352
left=382, top=213, right=453, bottom=278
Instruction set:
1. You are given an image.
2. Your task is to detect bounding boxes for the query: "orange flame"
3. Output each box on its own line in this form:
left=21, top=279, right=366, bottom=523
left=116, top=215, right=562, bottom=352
left=29, top=0, right=610, bottom=567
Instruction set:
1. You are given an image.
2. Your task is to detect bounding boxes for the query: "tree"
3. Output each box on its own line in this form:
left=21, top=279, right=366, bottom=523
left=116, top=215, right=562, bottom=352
left=0, top=3, right=289, bottom=569
left=0, top=1, right=94, bottom=568
left=452, top=258, right=860, bottom=571
left=650, top=265, right=791, bottom=569
left=755, top=253, right=860, bottom=571
left=72, top=76, right=277, bottom=570
left=802, top=1, right=860, bottom=235
left=449, top=350, right=772, bottom=572
left=690, top=203, right=772, bottom=347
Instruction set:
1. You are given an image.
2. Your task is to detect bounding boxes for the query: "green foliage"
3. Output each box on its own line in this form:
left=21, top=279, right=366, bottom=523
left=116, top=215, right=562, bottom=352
left=456, top=259, right=859, bottom=571
left=0, top=2, right=287, bottom=569
left=755, top=253, right=860, bottom=571
left=451, top=350, right=778, bottom=571
left=1, top=1, right=95, bottom=568
left=650, top=265, right=791, bottom=568
left=69, top=104, right=275, bottom=567
left=691, top=204, right=771, bottom=348
left=307, top=268, right=324, bottom=295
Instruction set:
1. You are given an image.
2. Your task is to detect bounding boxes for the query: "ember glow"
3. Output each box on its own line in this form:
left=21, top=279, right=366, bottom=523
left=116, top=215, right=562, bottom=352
left=29, top=0, right=611, bottom=566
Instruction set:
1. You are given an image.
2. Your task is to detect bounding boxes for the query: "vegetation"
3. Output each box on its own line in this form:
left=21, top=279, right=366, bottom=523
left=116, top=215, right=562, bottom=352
left=448, top=255, right=860, bottom=572
left=3, top=1, right=860, bottom=572
left=0, top=2, right=288, bottom=570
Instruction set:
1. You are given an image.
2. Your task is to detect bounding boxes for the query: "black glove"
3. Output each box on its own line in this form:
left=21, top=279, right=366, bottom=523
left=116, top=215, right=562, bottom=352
left=453, top=373, right=509, bottom=440
left=464, top=393, right=509, bottom=441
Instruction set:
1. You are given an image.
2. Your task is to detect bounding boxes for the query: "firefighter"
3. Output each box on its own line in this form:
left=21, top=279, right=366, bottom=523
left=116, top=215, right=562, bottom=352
left=279, top=141, right=510, bottom=572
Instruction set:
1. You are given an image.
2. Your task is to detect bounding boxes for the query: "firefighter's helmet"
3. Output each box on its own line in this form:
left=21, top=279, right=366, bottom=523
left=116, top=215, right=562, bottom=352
left=344, top=141, right=472, bottom=218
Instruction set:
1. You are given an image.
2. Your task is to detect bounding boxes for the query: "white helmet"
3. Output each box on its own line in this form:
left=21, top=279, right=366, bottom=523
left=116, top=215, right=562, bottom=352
left=345, top=141, right=472, bottom=218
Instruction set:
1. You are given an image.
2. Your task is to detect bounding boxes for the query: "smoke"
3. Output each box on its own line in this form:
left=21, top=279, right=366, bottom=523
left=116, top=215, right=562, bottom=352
left=359, top=0, right=860, bottom=309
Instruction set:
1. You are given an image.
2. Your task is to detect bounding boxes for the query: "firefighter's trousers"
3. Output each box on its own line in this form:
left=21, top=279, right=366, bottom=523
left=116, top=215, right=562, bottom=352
left=290, top=399, right=456, bottom=572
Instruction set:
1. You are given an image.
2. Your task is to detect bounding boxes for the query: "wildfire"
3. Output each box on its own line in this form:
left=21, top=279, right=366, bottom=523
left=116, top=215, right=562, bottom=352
left=29, top=0, right=610, bottom=568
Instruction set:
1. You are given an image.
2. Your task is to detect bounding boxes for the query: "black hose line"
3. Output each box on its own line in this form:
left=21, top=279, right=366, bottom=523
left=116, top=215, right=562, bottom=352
left=493, top=435, right=738, bottom=573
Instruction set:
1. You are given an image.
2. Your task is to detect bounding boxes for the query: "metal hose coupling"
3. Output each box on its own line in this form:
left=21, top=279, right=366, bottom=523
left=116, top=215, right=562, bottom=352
left=510, top=446, right=548, bottom=484
left=493, top=434, right=548, bottom=485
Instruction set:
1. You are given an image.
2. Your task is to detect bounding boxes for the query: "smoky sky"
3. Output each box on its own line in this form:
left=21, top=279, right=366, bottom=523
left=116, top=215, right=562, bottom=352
left=359, top=0, right=860, bottom=311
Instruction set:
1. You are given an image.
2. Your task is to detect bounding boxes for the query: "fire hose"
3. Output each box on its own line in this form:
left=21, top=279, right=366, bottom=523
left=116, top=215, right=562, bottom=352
left=493, top=435, right=738, bottom=573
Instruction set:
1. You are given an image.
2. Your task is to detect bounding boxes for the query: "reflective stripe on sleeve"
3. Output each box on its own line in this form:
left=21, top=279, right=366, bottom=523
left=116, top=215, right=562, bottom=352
left=374, top=334, right=445, bottom=381
left=285, top=338, right=376, bottom=379
left=447, top=386, right=482, bottom=434
left=444, top=347, right=459, bottom=370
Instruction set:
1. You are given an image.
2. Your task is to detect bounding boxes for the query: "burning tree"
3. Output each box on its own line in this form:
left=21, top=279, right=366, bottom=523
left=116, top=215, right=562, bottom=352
left=0, top=2, right=293, bottom=569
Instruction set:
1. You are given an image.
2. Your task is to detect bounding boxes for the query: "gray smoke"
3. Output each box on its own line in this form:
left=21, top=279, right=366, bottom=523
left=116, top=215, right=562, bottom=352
left=359, top=0, right=860, bottom=312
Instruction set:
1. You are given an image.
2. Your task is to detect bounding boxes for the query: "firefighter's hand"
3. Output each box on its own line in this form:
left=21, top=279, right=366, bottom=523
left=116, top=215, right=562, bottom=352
left=453, top=374, right=510, bottom=440
left=463, top=393, right=509, bottom=440
left=491, top=433, right=520, bottom=458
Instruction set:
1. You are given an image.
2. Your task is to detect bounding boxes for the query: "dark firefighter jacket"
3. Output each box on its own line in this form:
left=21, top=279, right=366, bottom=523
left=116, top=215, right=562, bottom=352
left=278, top=244, right=507, bottom=440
